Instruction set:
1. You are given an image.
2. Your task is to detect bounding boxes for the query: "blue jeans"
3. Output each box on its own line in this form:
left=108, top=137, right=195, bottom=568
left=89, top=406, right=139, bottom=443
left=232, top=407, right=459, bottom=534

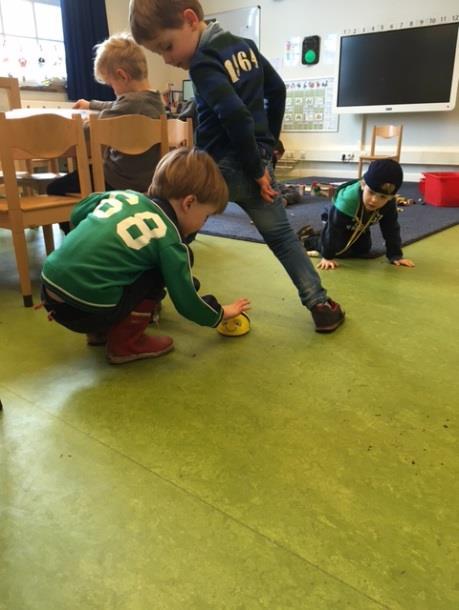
left=218, top=153, right=327, bottom=310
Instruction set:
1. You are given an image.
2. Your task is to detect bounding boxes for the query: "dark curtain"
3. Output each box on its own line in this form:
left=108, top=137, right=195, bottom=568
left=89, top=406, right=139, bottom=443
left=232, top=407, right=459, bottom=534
left=60, top=0, right=115, bottom=101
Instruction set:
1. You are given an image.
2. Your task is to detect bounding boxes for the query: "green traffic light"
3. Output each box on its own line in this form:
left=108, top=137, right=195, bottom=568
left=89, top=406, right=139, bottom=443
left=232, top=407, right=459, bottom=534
left=304, top=49, right=316, bottom=64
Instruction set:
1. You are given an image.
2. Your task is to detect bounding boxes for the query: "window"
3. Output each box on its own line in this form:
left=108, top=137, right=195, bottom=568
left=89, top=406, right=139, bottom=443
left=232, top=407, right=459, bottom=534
left=0, top=0, right=66, bottom=90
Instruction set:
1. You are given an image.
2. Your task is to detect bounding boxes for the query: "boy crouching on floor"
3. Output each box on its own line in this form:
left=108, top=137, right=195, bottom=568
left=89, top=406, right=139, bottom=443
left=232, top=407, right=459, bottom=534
left=41, top=148, right=250, bottom=364
left=301, top=159, right=415, bottom=270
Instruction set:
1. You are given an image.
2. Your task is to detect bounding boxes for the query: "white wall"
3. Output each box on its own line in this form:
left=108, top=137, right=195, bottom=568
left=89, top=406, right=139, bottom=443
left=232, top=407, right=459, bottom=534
left=22, top=0, right=459, bottom=177
left=202, top=0, right=459, bottom=178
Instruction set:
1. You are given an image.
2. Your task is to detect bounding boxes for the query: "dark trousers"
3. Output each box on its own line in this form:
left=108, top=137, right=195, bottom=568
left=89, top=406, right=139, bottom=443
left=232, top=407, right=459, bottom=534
left=42, top=270, right=165, bottom=335
left=305, top=230, right=372, bottom=258
left=46, top=169, right=114, bottom=196
left=217, top=149, right=327, bottom=310
left=47, top=170, right=114, bottom=233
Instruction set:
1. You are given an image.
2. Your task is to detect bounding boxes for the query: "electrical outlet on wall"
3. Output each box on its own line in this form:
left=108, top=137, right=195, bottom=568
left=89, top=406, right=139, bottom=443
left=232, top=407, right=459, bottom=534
left=341, top=153, right=355, bottom=162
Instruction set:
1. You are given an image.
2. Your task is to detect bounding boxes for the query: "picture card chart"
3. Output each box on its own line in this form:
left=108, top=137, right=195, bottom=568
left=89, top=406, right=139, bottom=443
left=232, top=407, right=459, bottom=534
left=283, top=77, right=339, bottom=132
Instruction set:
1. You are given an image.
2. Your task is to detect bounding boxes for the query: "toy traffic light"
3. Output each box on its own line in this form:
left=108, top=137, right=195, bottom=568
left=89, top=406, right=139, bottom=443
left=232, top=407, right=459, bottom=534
left=302, top=36, right=320, bottom=65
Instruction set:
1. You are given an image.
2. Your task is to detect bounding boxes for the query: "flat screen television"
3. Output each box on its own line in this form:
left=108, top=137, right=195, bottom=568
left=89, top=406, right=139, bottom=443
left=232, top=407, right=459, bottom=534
left=334, top=22, right=459, bottom=114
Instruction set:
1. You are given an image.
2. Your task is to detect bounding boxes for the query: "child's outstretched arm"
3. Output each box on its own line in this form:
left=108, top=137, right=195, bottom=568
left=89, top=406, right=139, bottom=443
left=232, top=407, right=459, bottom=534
left=162, top=243, right=250, bottom=328
left=222, top=298, right=251, bottom=319
left=379, top=200, right=411, bottom=265
left=315, top=206, right=346, bottom=269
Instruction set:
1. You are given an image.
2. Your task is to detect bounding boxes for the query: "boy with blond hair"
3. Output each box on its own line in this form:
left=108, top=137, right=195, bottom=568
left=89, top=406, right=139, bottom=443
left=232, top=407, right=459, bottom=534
left=47, top=32, right=165, bottom=196
left=41, top=148, right=250, bottom=364
left=129, top=0, right=345, bottom=333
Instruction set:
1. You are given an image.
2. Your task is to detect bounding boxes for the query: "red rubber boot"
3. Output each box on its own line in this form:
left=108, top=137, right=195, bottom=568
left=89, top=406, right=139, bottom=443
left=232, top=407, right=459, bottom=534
left=106, top=300, right=174, bottom=364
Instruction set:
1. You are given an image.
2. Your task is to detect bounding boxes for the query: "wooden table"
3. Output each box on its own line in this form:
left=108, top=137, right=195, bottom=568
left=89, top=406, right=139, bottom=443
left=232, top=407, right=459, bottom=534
left=5, top=107, right=95, bottom=119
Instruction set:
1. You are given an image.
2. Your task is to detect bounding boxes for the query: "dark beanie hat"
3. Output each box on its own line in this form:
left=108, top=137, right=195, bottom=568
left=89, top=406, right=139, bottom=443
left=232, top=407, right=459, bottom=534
left=363, top=159, right=403, bottom=195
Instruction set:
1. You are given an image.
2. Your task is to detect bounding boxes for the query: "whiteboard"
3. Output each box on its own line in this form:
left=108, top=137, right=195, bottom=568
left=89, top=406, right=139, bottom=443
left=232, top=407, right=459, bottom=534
left=205, top=5, right=260, bottom=46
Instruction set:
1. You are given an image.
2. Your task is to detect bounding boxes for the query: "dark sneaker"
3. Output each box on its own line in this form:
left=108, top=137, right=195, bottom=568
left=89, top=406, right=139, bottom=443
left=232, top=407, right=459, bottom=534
left=311, top=299, right=345, bottom=333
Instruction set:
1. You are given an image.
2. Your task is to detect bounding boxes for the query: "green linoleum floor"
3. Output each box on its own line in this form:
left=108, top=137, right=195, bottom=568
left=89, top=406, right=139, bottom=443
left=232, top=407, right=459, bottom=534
left=1, top=226, right=458, bottom=610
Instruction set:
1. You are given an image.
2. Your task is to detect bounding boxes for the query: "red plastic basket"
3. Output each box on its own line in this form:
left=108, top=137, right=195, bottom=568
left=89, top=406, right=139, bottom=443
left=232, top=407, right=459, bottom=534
left=419, top=172, right=459, bottom=207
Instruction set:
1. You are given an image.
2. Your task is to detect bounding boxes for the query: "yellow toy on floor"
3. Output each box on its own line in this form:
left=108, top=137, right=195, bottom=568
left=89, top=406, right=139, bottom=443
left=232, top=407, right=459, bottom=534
left=216, top=312, right=251, bottom=337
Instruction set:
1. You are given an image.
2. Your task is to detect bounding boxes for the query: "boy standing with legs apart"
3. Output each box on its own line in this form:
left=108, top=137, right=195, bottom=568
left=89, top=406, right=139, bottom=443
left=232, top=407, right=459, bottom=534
left=129, top=0, right=345, bottom=333
left=41, top=148, right=250, bottom=364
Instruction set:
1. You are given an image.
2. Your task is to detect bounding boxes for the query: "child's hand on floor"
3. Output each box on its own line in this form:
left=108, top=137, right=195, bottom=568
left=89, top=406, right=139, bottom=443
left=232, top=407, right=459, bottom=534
left=392, top=258, right=415, bottom=268
left=317, top=258, right=338, bottom=270
left=223, top=298, right=251, bottom=319
left=256, top=169, right=278, bottom=203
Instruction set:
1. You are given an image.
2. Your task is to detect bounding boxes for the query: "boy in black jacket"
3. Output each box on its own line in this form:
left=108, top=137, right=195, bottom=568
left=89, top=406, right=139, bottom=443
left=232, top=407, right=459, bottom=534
left=129, top=0, right=345, bottom=333
left=303, top=159, right=415, bottom=270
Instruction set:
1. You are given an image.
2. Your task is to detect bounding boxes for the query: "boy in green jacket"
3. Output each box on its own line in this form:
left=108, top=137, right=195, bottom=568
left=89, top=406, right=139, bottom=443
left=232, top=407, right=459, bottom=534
left=41, top=148, right=250, bottom=364
left=302, top=159, right=415, bottom=270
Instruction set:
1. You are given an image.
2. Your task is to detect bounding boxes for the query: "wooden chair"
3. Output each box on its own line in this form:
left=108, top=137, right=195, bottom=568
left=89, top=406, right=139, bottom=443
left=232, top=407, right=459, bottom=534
left=357, top=125, right=404, bottom=178
left=0, top=76, right=21, bottom=110
left=0, top=77, right=28, bottom=185
left=0, top=77, right=67, bottom=193
left=0, top=112, right=92, bottom=306
left=89, top=113, right=169, bottom=191
left=167, top=117, right=194, bottom=149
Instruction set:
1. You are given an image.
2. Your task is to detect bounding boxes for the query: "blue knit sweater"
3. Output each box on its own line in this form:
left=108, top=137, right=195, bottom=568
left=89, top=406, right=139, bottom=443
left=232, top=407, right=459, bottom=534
left=189, top=22, right=286, bottom=180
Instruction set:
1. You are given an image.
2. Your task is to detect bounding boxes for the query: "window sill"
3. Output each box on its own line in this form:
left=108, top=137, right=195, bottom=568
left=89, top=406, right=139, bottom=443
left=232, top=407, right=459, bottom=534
left=20, top=85, right=67, bottom=93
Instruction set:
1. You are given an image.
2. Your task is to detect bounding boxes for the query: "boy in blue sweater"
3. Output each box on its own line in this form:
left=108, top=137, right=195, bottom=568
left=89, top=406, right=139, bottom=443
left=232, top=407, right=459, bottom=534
left=129, top=0, right=345, bottom=333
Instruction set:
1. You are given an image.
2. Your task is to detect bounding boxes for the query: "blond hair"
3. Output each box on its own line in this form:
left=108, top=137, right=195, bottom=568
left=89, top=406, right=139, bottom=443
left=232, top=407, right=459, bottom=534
left=129, top=0, right=204, bottom=43
left=148, top=148, right=228, bottom=213
left=93, top=33, right=148, bottom=84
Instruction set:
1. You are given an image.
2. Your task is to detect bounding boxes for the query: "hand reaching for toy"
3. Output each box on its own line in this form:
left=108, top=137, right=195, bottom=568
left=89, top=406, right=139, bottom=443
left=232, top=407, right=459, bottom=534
left=256, top=169, right=278, bottom=203
left=392, top=258, right=415, bottom=268
left=72, top=99, right=90, bottom=110
left=222, top=298, right=251, bottom=319
left=317, top=258, right=338, bottom=270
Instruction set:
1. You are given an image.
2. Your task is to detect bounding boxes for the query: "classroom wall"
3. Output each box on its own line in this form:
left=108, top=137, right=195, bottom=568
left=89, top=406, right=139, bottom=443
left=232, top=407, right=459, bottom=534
left=201, top=0, right=459, bottom=179
left=107, top=0, right=459, bottom=179
left=21, top=0, right=459, bottom=179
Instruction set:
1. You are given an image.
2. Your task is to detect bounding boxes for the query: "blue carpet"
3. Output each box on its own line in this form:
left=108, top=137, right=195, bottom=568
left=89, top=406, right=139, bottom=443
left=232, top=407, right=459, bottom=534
left=200, top=177, right=459, bottom=257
